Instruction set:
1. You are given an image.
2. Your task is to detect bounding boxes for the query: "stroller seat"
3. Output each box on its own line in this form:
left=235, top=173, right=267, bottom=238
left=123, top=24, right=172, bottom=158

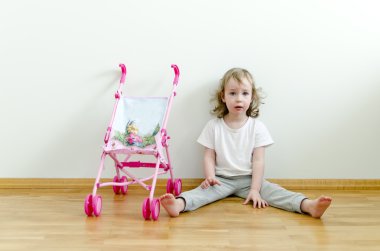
left=103, top=97, right=168, bottom=153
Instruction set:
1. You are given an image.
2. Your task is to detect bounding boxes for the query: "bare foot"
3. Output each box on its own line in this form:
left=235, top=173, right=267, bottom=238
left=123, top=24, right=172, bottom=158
left=159, top=193, right=184, bottom=217
left=301, top=196, right=332, bottom=218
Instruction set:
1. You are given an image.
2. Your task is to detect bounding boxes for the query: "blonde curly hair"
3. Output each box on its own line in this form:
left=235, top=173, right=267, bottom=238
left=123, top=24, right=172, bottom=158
left=212, top=68, right=263, bottom=118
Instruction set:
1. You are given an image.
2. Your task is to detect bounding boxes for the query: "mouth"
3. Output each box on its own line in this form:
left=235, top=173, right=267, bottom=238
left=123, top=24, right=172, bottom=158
left=234, top=106, right=244, bottom=110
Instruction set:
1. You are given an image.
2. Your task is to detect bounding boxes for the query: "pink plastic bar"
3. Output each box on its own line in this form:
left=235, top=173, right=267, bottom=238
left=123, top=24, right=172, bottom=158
left=171, top=64, right=180, bottom=85
left=149, top=159, right=162, bottom=201
left=104, top=127, right=111, bottom=144
left=119, top=64, right=127, bottom=83
left=165, top=144, right=175, bottom=181
left=121, top=161, right=168, bottom=169
left=100, top=181, right=132, bottom=188
left=92, top=152, right=107, bottom=196
left=104, top=65, right=128, bottom=144
left=160, top=65, right=180, bottom=134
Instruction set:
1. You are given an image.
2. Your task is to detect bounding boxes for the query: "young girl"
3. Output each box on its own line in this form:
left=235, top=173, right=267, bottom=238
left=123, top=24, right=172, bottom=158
left=160, top=68, right=332, bottom=218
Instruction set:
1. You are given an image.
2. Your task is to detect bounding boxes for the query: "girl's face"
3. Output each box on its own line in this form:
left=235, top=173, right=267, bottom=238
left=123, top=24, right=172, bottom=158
left=222, top=77, right=253, bottom=117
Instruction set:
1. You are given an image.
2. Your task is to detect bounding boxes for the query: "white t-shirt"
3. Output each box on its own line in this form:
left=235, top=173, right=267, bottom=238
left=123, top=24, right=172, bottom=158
left=197, top=117, right=274, bottom=177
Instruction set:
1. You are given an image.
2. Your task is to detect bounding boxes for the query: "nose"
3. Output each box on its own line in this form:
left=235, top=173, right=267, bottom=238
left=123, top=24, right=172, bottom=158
left=236, top=93, right=243, bottom=101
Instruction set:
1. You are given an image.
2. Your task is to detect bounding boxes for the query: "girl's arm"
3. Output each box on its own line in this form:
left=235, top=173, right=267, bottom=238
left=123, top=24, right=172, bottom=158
left=251, top=146, right=265, bottom=191
left=201, top=147, right=221, bottom=189
left=243, top=146, right=268, bottom=208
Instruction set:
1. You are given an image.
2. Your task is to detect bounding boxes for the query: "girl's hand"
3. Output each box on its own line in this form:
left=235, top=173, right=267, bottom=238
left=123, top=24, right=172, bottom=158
left=243, top=189, right=268, bottom=208
left=201, top=177, right=221, bottom=189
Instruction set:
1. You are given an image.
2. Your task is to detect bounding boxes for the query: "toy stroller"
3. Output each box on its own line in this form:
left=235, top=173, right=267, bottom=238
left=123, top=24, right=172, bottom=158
left=84, top=64, right=182, bottom=220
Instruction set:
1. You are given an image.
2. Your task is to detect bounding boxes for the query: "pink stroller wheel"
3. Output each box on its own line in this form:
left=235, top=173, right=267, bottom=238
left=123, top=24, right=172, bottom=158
left=166, top=178, right=173, bottom=193
left=151, top=198, right=160, bottom=221
left=92, top=195, right=102, bottom=217
left=112, top=176, right=120, bottom=194
left=173, top=179, right=182, bottom=196
left=120, top=176, right=128, bottom=195
left=142, top=198, right=151, bottom=220
left=84, top=194, right=93, bottom=216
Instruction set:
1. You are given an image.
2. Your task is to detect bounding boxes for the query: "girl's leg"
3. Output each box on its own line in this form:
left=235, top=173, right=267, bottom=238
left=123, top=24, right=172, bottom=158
left=160, top=176, right=236, bottom=217
left=235, top=179, right=307, bottom=213
left=235, top=179, right=331, bottom=217
left=259, top=180, right=308, bottom=213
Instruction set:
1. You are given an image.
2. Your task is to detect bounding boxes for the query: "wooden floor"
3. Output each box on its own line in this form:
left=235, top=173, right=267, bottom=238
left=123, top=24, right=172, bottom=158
left=1, top=187, right=380, bottom=251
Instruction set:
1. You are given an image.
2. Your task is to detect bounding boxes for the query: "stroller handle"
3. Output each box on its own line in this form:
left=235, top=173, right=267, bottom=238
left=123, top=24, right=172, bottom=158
left=119, top=64, right=127, bottom=83
left=171, top=64, right=180, bottom=85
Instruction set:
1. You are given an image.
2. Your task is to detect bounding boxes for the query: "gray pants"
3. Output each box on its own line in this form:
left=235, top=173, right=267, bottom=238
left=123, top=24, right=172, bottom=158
left=179, top=175, right=307, bottom=213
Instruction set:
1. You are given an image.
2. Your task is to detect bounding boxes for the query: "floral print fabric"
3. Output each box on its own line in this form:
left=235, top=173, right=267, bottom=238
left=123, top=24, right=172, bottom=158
left=106, top=97, right=168, bottom=150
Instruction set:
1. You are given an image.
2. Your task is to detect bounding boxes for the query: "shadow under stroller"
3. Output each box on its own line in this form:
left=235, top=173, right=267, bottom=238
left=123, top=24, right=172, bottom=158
left=84, top=64, right=182, bottom=220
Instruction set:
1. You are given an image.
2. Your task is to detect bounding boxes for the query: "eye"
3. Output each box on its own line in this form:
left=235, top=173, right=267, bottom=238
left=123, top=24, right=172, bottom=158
left=229, top=92, right=236, bottom=96
left=243, top=91, right=250, bottom=96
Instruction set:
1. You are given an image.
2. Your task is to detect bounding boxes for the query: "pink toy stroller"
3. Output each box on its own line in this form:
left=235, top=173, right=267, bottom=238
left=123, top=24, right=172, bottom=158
left=84, top=64, right=182, bottom=220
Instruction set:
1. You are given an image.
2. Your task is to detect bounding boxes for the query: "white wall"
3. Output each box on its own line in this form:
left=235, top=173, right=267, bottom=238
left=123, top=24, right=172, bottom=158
left=1, top=0, right=379, bottom=179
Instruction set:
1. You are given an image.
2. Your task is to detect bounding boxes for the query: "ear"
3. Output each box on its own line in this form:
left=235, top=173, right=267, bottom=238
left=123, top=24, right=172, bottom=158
left=221, top=91, right=226, bottom=103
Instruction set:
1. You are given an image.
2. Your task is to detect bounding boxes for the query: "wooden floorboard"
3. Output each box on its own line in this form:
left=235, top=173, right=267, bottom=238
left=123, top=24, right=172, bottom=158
left=1, top=186, right=380, bottom=250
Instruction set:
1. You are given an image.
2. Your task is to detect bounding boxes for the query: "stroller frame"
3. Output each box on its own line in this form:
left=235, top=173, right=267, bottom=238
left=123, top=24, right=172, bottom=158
left=84, top=64, right=181, bottom=220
